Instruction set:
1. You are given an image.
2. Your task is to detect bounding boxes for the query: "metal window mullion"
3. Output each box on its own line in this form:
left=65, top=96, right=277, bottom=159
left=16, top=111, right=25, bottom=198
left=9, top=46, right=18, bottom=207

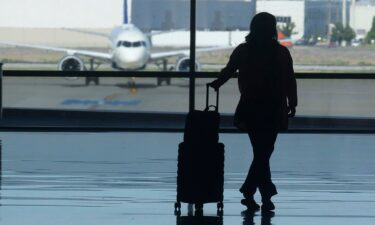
left=189, top=0, right=196, bottom=112
left=0, top=63, right=3, bottom=119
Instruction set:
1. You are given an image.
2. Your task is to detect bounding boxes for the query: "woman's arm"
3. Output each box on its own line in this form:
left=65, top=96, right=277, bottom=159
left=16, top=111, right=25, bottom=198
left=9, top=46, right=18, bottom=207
left=285, top=48, right=297, bottom=117
left=209, top=45, right=242, bottom=90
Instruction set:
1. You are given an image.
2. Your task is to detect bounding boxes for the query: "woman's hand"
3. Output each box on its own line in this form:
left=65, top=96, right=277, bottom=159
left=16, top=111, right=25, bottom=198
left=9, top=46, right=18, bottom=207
left=208, top=79, right=221, bottom=91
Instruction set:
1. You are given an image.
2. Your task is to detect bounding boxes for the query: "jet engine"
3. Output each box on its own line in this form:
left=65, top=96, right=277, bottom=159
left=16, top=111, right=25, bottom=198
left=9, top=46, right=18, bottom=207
left=175, top=57, right=201, bottom=72
left=58, top=55, right=85, bottom=71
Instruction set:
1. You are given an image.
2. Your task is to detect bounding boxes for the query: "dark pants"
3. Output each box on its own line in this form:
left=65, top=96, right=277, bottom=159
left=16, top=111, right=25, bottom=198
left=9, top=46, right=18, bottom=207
left=240, top=129, right=278, bottom=200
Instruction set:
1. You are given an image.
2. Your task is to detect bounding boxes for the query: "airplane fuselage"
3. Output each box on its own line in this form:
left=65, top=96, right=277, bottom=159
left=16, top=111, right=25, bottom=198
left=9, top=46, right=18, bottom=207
left=110, top=24, right=151, bottom=70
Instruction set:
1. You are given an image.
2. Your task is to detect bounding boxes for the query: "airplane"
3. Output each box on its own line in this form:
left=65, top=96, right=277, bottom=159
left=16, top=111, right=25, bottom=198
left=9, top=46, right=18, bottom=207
left=0, top=0, right=233, bottom=86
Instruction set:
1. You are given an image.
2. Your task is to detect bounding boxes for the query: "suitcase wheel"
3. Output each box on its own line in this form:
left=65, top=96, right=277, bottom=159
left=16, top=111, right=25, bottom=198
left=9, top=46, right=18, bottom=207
left=174, top=201, right=181, bottom=215
left=174, top=210, right=181, bottom=216
left=195, top=206, right=203, bottom=216
left=217, top=201, right=224, bottom=211
left=194, top=203, right=204, bottom=216
left=195, top=203, right=203, bottom=210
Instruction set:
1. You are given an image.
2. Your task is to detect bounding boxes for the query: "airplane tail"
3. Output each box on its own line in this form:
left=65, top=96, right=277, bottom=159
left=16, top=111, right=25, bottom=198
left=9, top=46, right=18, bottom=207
left=123, top=0, right=132, bottom=24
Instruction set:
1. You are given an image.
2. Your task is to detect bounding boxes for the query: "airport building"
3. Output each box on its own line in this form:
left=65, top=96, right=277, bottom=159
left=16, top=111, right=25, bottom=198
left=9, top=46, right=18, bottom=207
left=133, top=0, right=306, bottom=40
left=132, top=0, right=256, bottom=31
left=304, top=0, right=350, bottom=39
left=350, top=0, right=375, bottom=40
left=0, top=0, right=350, bottom=41
left=256, top=0, right=305, bottom=40
left=0, top=0, right=256, bottom=30
left=1, top=0, right=375, bottom=43
left=304, top=0, right=375, bottom=40
left=133, top=0, right=306, bottom=39
left=0, top=0, right=123, bottom=28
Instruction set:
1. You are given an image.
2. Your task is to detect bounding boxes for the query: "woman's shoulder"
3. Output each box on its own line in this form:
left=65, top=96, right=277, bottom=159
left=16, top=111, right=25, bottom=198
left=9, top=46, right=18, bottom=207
left=230, top=43, right=249, bottom=58
left=276, top=43, right=291, bottom=56
left=234, top=43, right=248, bottom=52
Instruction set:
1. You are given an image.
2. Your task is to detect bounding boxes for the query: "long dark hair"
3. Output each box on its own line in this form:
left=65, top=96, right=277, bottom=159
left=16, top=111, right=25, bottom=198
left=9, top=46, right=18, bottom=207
left=245, top=12, right=278, bottom=45
left=245, top=12, right=281, bottom=97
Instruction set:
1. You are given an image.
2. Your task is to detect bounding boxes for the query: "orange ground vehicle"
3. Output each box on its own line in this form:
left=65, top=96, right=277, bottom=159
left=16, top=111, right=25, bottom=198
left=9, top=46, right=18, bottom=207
left=278, top=31, right=293, bottom=48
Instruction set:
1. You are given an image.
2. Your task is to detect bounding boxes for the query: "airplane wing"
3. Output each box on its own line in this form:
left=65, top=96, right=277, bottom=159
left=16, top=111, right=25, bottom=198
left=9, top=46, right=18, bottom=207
left=0, top=41, right=112, bottom=61
left=150, top=45, right=234, bottom=61
left=62, top=28, right=109, bottom=38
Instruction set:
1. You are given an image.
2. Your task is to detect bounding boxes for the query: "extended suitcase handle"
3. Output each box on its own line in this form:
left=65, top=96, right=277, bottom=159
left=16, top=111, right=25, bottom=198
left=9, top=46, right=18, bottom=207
left=206, top=83, right=219, bottom=112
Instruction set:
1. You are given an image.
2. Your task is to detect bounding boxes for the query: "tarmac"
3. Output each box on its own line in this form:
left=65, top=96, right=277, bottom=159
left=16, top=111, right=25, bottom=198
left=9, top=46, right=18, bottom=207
left=3, top=76, right=375, bottom=118
left=0, top=132, right=375, bottom=225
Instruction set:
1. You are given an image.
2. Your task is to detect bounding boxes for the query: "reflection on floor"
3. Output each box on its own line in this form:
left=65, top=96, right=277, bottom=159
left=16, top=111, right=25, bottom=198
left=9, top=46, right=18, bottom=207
left=0, top=133, right=375, bottom=225
left=1, top=185, right=375, bottom=225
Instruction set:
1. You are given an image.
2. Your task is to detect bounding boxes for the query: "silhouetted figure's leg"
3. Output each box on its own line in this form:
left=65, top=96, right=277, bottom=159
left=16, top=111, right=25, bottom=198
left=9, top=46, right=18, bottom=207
left=240, top=155, right=260, bottom=210
left=240, top=149, right=257, bottom=197
left=240, top=129, right=278, bottom=201
left=255, top=131, right=277, bottom=199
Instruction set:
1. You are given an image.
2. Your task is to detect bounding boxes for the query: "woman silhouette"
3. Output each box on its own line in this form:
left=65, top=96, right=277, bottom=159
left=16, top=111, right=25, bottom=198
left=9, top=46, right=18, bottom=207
left=209, top=12, right=297, bottom=211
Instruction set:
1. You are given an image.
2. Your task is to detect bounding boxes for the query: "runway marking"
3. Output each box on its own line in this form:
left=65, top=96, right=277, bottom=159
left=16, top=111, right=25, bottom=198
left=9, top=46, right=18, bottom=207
left=88, top=92, right=128, bottom=110
left=61, top=99, right=141, bottom=107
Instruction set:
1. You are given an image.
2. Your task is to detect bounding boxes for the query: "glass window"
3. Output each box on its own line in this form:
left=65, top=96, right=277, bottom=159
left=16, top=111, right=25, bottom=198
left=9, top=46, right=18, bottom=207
left=195, top=77, right=375, bottom=119
left=195, top=0, right=375, bottom=120
left=1, top=0, right=375, bottom=119
left=2, top=1, right=375, bottom=74
left=0, top=0, right=190, bottom=73
left=0, top=0, right=190, bottom=113
left=3, top=76, right=190, bottom=113
left=192, top=0, right=375, bottom=74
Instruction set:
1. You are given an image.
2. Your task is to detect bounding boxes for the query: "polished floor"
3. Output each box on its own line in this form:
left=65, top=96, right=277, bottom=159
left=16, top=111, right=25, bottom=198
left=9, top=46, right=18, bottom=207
left=0, top=132, right=375, bottom=225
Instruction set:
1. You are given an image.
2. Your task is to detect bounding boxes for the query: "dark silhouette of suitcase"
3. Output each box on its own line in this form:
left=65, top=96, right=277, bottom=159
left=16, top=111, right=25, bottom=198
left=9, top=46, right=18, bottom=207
left=183, top=87, right=220, bottom=144
left=176, top=215, right=223, bottom=225
left=175, top=84, right=224, bottom=215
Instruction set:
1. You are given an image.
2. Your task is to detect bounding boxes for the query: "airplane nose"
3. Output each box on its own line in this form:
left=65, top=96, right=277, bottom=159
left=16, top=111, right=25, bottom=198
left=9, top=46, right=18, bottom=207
left=115, top=48, right=147, bottom=69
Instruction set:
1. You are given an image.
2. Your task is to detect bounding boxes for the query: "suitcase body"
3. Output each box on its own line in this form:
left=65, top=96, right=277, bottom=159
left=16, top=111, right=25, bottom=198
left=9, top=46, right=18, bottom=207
left=177, top=142, right=224, bottom=204
left=175, top=84, right=224, bottom=214
left=183, top=109, right=220, bottom=144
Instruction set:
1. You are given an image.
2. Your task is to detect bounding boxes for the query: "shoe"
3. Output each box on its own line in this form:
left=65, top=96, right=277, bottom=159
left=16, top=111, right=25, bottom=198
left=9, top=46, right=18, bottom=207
left=261, top=200, right=275, bottom=211
left=241, top=198, right=260, bottom=211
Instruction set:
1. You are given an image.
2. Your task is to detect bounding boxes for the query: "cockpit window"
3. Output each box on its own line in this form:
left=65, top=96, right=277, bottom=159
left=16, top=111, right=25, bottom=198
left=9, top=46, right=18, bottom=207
left=133, top=41, right=141, bottom=47
left=123, top=41, right=132, bottom=47
left=118, top=41, right=146, bottom=48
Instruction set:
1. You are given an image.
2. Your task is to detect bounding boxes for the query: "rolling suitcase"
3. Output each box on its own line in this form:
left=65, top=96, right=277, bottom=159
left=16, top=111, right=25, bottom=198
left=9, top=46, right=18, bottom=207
left=175, top=84, right=225, bottom=215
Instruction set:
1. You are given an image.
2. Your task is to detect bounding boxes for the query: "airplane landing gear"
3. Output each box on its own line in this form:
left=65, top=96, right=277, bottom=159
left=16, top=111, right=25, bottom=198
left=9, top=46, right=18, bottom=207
left=85, top=77, right=99, bottom=86
left=157, top=77, right=171, bottom=86
left=85, top=58, right=101, bottom=86
left=156, top=59, right=172, bottom=86
left=128, top=77, right=136, bottom=88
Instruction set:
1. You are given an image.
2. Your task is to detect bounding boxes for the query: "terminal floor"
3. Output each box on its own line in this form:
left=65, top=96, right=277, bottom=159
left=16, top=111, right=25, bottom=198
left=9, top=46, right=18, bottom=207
left=0, top=132, right=374, bottom=225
